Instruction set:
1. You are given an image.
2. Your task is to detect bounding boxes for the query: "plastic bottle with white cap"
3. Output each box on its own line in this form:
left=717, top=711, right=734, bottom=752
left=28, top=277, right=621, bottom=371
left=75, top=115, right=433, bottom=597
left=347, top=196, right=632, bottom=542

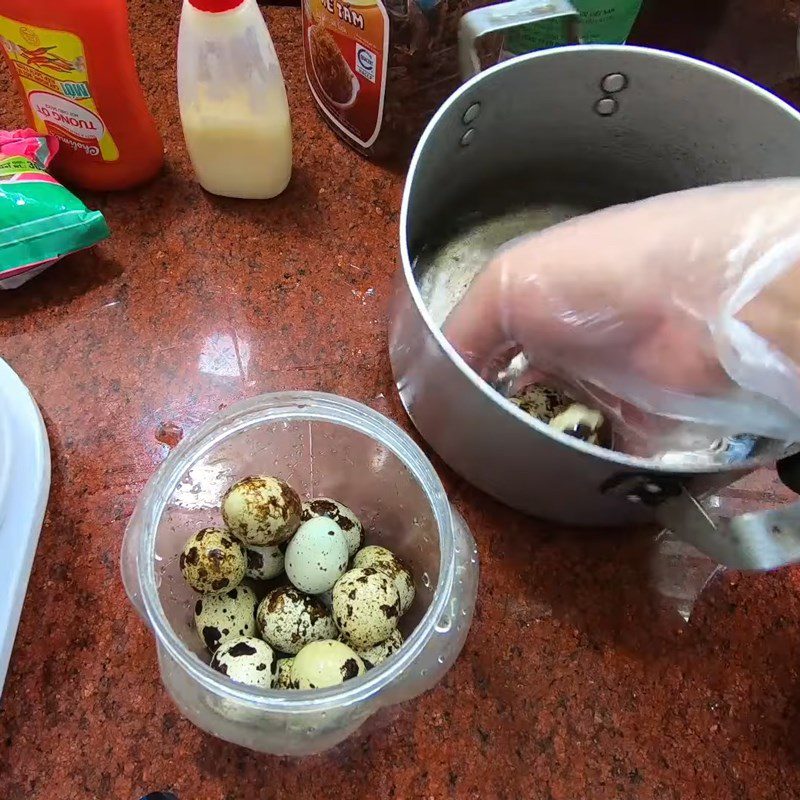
left=178, top=0, right=292, bottom=199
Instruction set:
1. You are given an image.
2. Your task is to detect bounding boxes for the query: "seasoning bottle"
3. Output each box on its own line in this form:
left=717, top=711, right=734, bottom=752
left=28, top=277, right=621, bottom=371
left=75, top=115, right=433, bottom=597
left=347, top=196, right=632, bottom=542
left=178, top=0, right=292, bottom=199
left=0, top=0, right=164, bottom=191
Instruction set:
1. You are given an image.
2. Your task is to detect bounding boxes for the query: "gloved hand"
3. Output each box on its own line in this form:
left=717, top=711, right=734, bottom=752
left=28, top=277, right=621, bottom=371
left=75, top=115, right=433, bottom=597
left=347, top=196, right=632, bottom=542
left=443, top=180, right=800, bottom=454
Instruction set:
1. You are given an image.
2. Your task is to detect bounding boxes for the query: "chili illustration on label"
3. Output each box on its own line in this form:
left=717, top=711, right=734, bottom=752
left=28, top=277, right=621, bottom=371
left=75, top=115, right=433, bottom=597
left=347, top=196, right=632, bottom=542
left=0, top=17, right=119, bottom=162
left=302, top=0, right=388, bottom=149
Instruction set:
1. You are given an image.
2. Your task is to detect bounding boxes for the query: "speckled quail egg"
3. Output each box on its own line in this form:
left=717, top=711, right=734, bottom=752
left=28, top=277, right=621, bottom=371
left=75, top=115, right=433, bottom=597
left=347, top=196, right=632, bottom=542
left=332, top=567, right=400, bottom=649
left=257, top=586, right=338, bottom=654
left=510, top=384, right=570, bottom=422
left=352, top=545, right=415, bottom=615
left=289, top=640, right=365, bottom=689
left=244, top=543, right=285, bottom=580
left=301, top=498, right=364, bottom=557
left=549, top=403, right=604, bottom=445
left=285, top=517, right=349, bottom=594
left=222, top=475, right=302, bottom=546
left=274, top=657, right=295, bottom=689
left=355, top=628, right=404, bottom=669
left=194, top=584, right=257, bottom=652
left=209, top=636, right=275, bottom=689
left=179, top=527, right=247, bottom=594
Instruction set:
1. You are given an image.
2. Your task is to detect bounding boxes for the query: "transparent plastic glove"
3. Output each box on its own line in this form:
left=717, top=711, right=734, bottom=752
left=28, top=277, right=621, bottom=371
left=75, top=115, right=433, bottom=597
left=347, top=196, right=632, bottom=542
left=444, top=180, right=800, bottom=454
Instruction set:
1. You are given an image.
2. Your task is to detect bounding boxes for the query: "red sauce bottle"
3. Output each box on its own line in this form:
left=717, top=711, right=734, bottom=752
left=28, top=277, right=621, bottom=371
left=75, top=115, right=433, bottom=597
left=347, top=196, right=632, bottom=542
left=0, top=0, right=164, bottom=190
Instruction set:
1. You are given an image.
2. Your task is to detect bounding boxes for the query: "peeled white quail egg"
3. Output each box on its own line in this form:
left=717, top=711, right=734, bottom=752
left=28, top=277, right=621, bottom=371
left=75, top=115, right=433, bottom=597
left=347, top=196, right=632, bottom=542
left=290, top=640, right=365, bottom=689
left=332, top=567, right=400, bottom=649
left=352, top=545, right=415, bottom=615
left=355, top=628, right=404, bottom=669
left=257, top=586, right=338, bottom=654
left=285, top=517, right=349, bottom=594
left=209, top=636, right=275, bottom=689
left=244, top=543, right=285, bottom=580
left=274, top=657, right=295, bottom=689
left=194, top=584, right=257, bottom=652
left=222, top=475, right=302, bottom=546
left=301, top=498, right=364, bottom=557
left=179, top=527, right=246, bottom=594
left=549, top=403, right=604, bottom=444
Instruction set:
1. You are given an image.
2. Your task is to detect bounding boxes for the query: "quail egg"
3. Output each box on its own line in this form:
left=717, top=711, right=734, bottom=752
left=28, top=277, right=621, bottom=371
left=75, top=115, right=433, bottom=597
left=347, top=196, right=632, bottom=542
left=194, top=584, right=257, bottom=652
left=274, top=657, right=295, bottom=689
left=549, top=403, right=604, bottom=444
left=510, top=384, right=570, bottom=422
left=244, top=543, right=285, bottom=580
left=257, top=586, right=338, bottom=654
left=332, top=567, right=400, bottom=649
left=352, top=545, right=415, bottom=615
left=222, top=475, right=302, bottom=546
left=209, top=636, right=275, bottom=689
left=285, top=517, right=349, bottom=594
left=355, top=628, right=404, bottom=669
left=179, top=527, right=247, bottom=594
left=289, top=640, right=365, bottom=689
left=301, top=498, right=364, bottom=557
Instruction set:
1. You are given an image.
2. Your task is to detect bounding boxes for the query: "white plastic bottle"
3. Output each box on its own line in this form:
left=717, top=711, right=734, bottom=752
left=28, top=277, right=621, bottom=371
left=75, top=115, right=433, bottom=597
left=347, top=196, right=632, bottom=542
left=178, top=0, right=293, bottom=199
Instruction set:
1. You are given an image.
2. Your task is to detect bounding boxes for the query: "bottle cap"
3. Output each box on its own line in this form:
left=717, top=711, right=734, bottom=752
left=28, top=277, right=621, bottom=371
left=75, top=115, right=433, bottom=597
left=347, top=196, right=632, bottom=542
left=188, top=0, right=245, bottom=11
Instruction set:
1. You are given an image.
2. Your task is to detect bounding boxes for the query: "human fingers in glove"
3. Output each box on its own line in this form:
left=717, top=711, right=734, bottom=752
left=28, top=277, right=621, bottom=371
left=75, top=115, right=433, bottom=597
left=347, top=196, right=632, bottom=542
left=444, top=180, right=800, bottom=451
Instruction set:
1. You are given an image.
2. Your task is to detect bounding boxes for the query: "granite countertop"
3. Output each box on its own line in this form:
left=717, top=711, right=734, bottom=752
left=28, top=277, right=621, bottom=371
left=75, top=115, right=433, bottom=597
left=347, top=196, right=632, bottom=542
left=3, top=1, right=800, bottom=798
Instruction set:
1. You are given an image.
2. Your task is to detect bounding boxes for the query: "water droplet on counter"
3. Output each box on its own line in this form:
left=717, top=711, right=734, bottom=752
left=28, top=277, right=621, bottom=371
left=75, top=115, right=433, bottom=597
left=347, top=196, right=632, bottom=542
left=156, top=421, right=184, bottom=448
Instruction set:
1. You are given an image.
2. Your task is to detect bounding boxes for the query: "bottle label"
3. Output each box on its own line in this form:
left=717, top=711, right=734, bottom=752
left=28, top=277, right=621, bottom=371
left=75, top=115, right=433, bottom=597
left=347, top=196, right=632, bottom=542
left=502, top=0, right=643, bottom=57
left=0, top=17, right=119, bottom=162
left=302, top=0, right=389, bottom=149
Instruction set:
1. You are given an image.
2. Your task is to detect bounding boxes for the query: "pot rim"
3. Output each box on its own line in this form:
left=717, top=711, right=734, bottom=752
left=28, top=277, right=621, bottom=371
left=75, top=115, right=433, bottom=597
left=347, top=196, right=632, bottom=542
left=400, top=44, right=800, bottom=476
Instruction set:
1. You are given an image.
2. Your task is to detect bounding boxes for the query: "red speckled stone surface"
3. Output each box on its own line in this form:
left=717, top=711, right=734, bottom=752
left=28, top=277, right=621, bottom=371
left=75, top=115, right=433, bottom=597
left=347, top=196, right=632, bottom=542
left=2, top=1, right=800, bottom=798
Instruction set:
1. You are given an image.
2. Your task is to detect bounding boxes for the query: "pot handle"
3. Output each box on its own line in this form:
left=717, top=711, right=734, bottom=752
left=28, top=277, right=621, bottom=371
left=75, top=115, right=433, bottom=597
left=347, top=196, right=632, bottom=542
left=458, top=0, right=580, bottom=79
left=604, top=463, right=800, bottom=571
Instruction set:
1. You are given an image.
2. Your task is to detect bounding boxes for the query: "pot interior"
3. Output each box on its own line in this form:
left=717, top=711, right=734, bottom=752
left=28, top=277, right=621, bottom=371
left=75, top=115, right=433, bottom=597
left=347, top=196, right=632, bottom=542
left=404, top=47, right=800, bottom=468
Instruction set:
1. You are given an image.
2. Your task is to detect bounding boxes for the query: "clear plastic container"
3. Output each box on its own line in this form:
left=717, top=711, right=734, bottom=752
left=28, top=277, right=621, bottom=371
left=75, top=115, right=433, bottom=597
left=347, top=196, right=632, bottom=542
left=121, top=392, right=478, bottom=755
left=177, top=0, right=292, bottom=198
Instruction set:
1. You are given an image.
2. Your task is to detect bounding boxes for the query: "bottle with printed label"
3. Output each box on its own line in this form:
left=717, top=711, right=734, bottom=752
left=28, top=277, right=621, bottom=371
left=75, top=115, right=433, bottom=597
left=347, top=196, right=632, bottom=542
left=178, top=0, right=292, bottom=199
left=0, top=0, right=164, bottom=191
left=502, top=0, right=643, bottom=57
left=302, top=0, right=389, bottom=157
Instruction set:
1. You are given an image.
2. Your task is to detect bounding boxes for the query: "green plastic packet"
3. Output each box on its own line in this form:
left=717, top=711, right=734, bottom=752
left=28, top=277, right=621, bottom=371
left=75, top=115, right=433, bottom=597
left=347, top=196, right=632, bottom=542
left=0, top=128, right=109, bottom=289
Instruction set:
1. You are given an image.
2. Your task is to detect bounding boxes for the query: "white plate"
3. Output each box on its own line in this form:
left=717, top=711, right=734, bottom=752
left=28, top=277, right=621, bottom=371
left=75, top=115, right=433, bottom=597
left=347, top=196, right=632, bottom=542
left=0, top=358, right=50, bottom=699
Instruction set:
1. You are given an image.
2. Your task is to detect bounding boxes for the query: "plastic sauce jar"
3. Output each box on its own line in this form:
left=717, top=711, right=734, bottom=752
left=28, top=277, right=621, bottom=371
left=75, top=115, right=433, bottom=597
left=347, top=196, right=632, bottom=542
left=177, top=0, right=293, bottom=199
left=0, top=0, right=164, bottom=191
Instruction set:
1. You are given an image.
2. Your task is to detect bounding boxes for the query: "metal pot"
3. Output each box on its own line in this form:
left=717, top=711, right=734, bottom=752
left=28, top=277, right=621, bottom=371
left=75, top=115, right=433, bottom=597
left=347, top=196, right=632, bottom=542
left=389, top=4, right=800, bottom=570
